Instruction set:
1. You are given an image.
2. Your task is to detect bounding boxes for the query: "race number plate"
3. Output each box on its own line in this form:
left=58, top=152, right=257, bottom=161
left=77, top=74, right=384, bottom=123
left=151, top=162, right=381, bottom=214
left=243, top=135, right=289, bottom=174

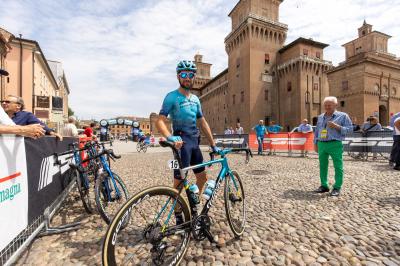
left=168, top=160, right=179, bottom=170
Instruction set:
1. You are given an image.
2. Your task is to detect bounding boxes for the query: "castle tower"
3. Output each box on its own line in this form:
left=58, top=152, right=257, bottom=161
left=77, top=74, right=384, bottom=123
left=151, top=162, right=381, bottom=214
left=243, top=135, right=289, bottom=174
left=224, top=0, right=288, bottom=131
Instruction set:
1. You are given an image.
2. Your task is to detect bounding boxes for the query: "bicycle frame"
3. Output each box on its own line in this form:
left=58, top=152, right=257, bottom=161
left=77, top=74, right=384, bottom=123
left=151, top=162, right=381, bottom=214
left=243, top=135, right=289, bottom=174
left=157, top=150, right=241, bottom=237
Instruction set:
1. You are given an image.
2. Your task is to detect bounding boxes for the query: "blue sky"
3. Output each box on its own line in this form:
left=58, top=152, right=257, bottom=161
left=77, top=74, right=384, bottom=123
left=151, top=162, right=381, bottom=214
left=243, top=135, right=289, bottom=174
left=1, top=0, right=399, bottom=120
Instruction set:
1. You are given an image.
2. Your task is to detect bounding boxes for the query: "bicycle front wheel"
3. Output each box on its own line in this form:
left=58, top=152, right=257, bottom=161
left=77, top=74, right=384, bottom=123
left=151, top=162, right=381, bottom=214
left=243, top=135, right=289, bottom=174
left=102, top=186, right=191, bottom=266
left=224, top=170, right=246, bottom=237
left=95, top=171, right=129, bottom=224
left=142, top=144, right=148, bottom=153
left=136, top=143, right=142, bottom=152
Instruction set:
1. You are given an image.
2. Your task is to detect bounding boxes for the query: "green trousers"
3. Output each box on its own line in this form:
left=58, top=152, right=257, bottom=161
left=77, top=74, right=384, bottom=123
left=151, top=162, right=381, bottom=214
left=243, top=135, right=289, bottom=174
left=317, top=141, right=344, bottom=190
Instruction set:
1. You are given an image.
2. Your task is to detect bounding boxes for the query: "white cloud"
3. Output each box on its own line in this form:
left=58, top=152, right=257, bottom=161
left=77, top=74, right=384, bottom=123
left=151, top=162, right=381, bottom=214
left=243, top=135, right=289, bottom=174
left=1, top=0, right=399, bottom=120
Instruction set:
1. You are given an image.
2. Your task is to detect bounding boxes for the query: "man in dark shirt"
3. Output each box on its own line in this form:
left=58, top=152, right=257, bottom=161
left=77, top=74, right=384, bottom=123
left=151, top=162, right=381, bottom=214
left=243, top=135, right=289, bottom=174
left=1, top=95, right=63, bottom=140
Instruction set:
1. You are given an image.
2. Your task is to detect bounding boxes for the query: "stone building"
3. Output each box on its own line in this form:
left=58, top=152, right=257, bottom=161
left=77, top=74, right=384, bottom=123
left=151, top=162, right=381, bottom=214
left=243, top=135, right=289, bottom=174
left=191, top=54, right=212, bottom=96
left=277, top=38, right=333, bottom=130
left=327, top=21, right=400, bottom=126
left=199, top=0, right=332, bottom=132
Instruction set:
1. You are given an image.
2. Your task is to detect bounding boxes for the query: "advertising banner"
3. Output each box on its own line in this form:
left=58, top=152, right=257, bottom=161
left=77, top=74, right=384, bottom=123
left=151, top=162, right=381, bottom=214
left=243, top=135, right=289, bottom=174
left=248, top=133, right=315, bottom=151
left=24, top=137, right=75, bottom=223
left=0, top=136, right=28, bottom=251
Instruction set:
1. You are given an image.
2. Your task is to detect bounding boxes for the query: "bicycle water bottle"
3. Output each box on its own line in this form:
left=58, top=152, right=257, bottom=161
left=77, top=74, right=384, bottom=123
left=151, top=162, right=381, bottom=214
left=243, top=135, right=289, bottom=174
left=188, top=184, right=200, bottom=205
left=202, top=180, right=216, bottom=200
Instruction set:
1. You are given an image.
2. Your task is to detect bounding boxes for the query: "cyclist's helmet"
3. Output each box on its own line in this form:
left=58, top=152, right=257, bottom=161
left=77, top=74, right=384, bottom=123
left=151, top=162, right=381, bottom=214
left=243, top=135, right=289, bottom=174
left=176, top=60, right=197, bottom=73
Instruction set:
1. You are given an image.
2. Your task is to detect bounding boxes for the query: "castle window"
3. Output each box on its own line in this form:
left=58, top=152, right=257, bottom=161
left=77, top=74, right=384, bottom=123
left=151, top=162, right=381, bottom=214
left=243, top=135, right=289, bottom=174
left=236, top=58, right=240, bottom=68
left=313, top=83, right=319, bottom=91
left=342, top=81, right=349, bottom=90
left=265, top=54, right=270, bottom=64
left=316, top=52, right=321, bottom=59
left=241, top=91, right=244, bottom=103
left=340, top=101, right=345, bottom=107
left=303, top=49, right=308, bottom=56
left=265, top=89, right=269, bottom=101
left=233, top=94, right=236, bottom=105
left=287, top=81, right=292, bottom=92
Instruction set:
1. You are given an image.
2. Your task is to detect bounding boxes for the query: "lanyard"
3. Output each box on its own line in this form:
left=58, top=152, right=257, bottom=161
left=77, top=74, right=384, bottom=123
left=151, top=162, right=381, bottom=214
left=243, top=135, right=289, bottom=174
left=323, top=114, right=335, bottom=128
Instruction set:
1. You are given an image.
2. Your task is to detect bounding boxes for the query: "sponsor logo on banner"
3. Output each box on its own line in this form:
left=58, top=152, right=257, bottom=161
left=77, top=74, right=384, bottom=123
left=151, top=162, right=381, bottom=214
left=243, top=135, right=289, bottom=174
left=261, top=137, right=307, bottom=145
left=342, top=137, right=393, bottom=147
left=215, top=138, right=246, bottom=145
left=0, top=172, right=22, bottom=203
left=0, top=136, right=28, bottom=251
left=38, top=154, right=73, bottom=191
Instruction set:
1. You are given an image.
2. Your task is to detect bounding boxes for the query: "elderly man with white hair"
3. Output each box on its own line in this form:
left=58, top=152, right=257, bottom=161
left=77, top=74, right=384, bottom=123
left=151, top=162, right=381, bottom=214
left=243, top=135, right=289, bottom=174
left=62, top=116, right=79, bottom=137
left=313, top=96, right=353, bottom=197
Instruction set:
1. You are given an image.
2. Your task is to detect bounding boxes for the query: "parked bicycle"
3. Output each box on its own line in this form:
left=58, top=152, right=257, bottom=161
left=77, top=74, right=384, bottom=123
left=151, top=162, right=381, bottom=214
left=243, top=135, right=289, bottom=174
left=102, top=140, right=252, bottom=265
left=55, top=140, right=130, bottom=224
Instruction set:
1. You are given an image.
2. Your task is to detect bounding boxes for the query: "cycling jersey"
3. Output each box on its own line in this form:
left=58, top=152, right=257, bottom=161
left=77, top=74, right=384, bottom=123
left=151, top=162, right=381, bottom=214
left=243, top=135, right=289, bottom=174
left=159, top=89, right=203, bottom=136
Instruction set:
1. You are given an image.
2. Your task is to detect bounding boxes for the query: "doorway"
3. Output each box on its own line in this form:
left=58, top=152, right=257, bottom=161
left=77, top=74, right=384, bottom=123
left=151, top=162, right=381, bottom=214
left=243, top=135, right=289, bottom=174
left=379, top=105, right=388, bottom=126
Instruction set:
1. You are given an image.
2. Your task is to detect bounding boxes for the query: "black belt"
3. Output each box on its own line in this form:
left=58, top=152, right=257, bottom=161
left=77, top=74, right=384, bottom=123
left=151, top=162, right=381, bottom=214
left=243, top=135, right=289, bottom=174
left=319, top=140, right=340, bottom=142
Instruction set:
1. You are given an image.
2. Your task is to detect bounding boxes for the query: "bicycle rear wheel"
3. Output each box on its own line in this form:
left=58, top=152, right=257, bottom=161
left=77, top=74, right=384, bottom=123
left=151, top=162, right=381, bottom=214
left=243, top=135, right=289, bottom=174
left=95, top=171, right=129, bottom=224
left=142, top=144, right=148, bottom=153
left=102, top=186, right=191, bottom=266
left=136, top=143, right=142, bottom=152
left=74, top=169, right=94, bottom=214
left=224, top=170, right=246, bottom=237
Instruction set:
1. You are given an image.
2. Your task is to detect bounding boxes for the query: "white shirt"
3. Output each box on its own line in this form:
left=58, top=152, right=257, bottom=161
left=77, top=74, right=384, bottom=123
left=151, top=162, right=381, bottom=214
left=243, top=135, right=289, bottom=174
left=62, top=123, right=78, bottom=137
left=394, top=117, right=400, bottom=135
left=235, top=127, right=244, bottom=134
left=0, top=106, right=14, bottom=125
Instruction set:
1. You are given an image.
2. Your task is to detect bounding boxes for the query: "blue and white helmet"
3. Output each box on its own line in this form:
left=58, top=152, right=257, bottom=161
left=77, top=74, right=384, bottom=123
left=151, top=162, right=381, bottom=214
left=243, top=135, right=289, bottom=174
left=176, top=60, right=197, bottom=73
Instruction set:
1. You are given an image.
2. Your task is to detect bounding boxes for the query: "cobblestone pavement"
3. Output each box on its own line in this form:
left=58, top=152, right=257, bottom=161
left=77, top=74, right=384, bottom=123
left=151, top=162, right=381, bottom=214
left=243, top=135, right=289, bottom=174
left=16, top=146, right=400, bottom=266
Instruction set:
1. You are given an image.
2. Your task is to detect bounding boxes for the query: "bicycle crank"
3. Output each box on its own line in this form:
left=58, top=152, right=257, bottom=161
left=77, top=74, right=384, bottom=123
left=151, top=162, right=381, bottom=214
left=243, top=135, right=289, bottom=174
left=191, top=214, right=214, bottom=242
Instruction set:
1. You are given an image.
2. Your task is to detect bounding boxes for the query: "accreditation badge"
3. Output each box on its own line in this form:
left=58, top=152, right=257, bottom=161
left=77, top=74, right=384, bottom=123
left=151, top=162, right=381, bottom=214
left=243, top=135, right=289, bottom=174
left=320, top=129, right=328, bottom=139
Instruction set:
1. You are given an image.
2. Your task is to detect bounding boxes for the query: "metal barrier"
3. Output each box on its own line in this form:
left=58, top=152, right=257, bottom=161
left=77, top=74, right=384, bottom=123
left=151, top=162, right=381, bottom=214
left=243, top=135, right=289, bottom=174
left=343, top=131, right=393, bottom=154
left=1, top=179, right=76, bottom=266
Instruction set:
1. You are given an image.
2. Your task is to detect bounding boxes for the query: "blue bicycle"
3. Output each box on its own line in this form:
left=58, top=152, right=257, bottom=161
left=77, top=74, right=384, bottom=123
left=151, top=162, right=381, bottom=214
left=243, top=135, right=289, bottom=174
left=102, top=140, right=252, bottom=265
left=57, top=140, right=129, bottom=224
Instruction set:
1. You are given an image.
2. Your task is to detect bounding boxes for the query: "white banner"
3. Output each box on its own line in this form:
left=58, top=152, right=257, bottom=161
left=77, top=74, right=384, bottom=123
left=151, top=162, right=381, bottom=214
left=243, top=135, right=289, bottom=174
left=0, top=135, right=28, bottom=251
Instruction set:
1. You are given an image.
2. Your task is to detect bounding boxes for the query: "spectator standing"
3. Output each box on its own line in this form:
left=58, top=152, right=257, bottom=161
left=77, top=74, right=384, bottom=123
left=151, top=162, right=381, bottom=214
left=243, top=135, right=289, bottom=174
left=2, top=95, right=62, bottom=140
left=252, top=120, right=267, bottom=155
left=313, top=96, right=353, bottom=197
left=360, top=116, right=382, bottom=160
left=390, top=112, right=400, bottom=170
left=298, top=119, right=313, bottom=157
left=267, top=121, right=283, bottom=155
left=235, top=123, right=244, bottom=134
left=62, top=116, right=78, bottom=137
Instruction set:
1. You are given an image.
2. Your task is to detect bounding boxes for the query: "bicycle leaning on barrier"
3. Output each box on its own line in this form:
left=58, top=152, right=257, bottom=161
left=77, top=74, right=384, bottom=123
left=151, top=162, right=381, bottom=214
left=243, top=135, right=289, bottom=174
left=55, top=140, right=129, bottom=224
left=102, top=140, right=252, bottom=265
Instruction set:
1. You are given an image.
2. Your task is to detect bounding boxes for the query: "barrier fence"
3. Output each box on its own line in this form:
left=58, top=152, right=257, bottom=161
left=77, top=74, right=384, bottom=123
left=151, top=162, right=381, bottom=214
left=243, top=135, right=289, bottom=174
left=214, top=131, right=394, bottom=154
left=0, top=136, right=76, bottom=266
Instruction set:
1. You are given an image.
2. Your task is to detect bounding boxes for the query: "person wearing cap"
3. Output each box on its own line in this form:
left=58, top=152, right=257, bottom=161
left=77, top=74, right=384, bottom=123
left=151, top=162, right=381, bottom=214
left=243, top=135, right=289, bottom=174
left=313, top=96, right=353, bottom=197
left=252, top=120, right=267, bottom=155
left=62, top=116, right=78, bottom=137
left=298, top=119, right=313, bottom=157
left=0, top=69, right=45, bottom=138
left=1, top=95, right=63, bottom=140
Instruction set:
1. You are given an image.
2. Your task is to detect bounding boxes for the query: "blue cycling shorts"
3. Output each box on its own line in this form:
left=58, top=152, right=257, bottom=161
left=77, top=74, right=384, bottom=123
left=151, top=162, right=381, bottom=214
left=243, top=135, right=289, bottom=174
left=173, top=133, right=205, bottom=179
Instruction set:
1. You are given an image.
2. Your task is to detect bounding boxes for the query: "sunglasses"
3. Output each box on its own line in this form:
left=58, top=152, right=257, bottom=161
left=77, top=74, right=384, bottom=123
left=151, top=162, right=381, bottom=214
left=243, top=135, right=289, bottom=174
left=1, top=100, right=19, bottom=104
left=179, top=72, right=195, bottom=79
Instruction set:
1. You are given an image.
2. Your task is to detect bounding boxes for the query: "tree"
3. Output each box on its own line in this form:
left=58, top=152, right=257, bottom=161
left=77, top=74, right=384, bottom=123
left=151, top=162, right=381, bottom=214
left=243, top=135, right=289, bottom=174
left=68, top=107, right=75, bottom=117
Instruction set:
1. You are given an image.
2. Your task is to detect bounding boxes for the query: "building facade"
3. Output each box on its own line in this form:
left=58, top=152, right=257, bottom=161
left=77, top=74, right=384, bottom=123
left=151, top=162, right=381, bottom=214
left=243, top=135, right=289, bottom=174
left=108, top=116, right=151, bottom=138
left=199, top=0, right=331, bottom=132
left=1, top=28, right=70, bottom=131
left=277, top=38, right=333, bottom=130
left=327, top=21, right=400, bottom=126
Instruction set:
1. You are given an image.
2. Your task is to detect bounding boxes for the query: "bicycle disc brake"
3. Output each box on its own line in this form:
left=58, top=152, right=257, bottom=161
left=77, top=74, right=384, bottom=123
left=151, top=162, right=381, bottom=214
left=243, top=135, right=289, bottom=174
left=192, top=215, right=213, bottom=242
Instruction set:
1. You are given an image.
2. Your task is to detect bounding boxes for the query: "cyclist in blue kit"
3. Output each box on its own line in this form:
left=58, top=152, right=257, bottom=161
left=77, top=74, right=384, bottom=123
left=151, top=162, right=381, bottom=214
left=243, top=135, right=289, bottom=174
left=156, top=60, right=220, bottom=222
